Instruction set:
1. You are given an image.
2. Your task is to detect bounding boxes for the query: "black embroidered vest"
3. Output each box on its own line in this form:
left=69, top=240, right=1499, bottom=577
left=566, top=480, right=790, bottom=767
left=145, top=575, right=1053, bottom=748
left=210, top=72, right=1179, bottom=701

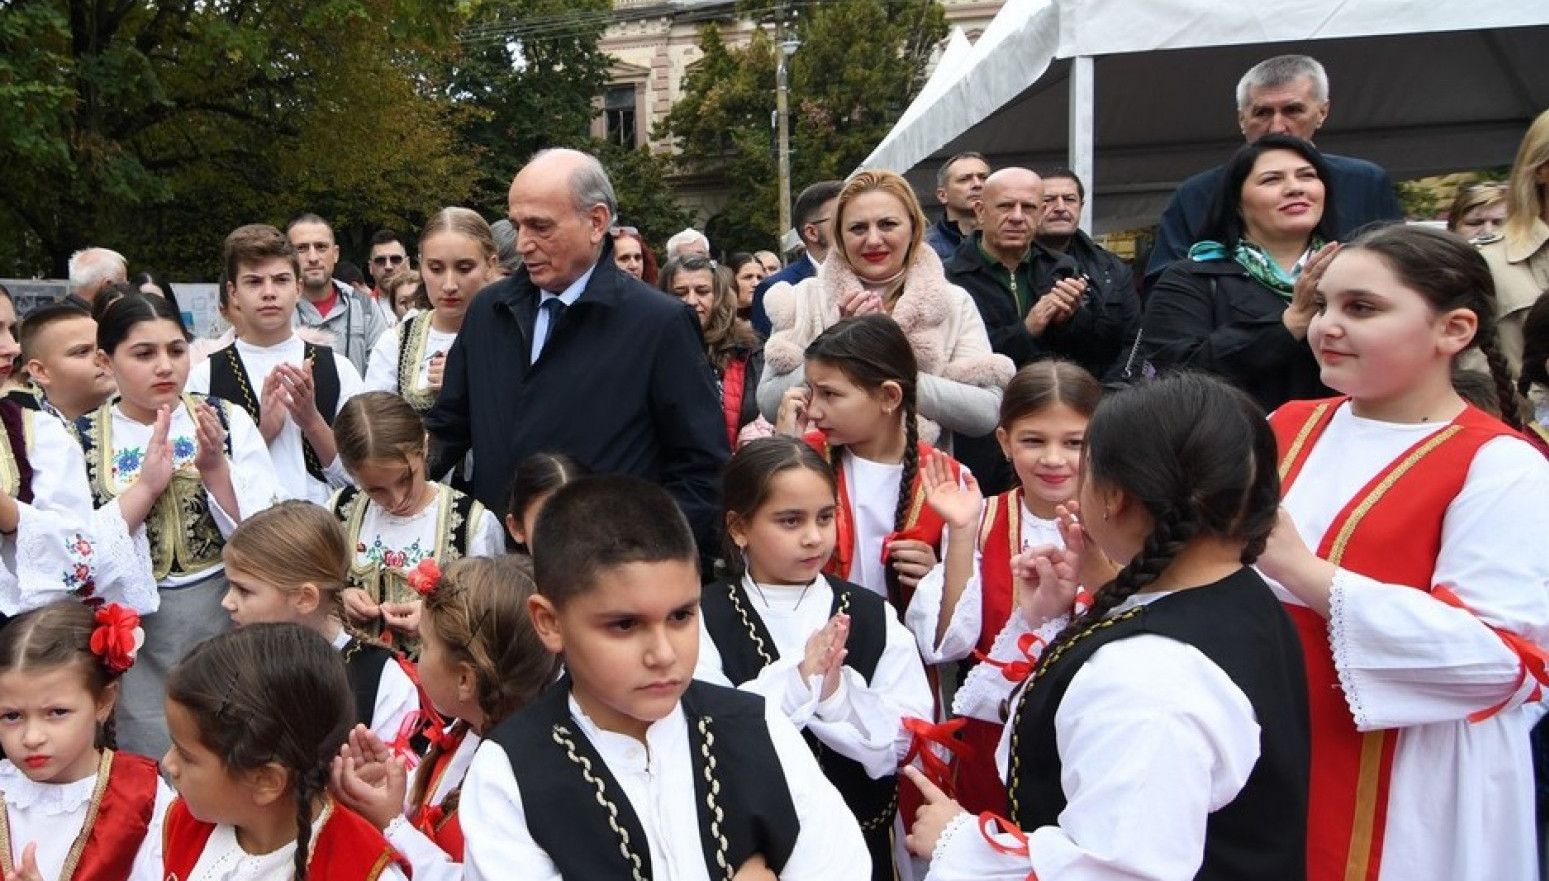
left=699, top=575, right=896, bottom=880
left=1009, top=567, right=1310, bottom=881
left=492, top=679, right=801, bottom=880
left=208, top=341, right=340, bottom=483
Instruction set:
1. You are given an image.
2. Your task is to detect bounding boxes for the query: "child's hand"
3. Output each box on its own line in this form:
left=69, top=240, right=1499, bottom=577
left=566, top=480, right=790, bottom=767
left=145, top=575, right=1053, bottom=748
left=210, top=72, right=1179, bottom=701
left=775, top=387, right=810, bottom=437
left=888, top=539, right=938, bottom=588
left=731, top=853, right=778, bottom=881
left=1255, top=506, right=1335, bottom=616
left=342, top=588, right=380, bottom=623
left=5, top=842, right=43, bottom=881
left=258, top=371, right=288, bottom=441
left=275, top=362, right=326, bottom=431
left=137, top=406, right=175, bottom=495
left=192, top=402, right=229, bottom=477
left=427, top=352, right=445, bottom=392
left=1013, top=544, right=1077, bottom=627
left=380, top=599, right=422, bottom=637
left=329, top=724, right=407, bottom=831
left=1055, top=501, right=1118, bottom=597
left=901, top=766, right=967, bottom=858
left=922, top=452, right=982, bottom=531
left=799, top=613, right=850, bottom=701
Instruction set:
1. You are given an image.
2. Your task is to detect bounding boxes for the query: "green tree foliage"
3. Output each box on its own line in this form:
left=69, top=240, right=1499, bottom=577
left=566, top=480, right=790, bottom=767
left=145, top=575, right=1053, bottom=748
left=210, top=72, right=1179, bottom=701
left=0, top=0, right=480, bottom=277
left=657, top=0, right=947, bottom=254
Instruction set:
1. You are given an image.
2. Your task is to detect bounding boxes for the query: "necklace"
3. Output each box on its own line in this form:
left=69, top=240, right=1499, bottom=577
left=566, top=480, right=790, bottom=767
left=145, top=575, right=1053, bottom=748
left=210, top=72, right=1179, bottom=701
left=746, top=573, right=814, bottom=610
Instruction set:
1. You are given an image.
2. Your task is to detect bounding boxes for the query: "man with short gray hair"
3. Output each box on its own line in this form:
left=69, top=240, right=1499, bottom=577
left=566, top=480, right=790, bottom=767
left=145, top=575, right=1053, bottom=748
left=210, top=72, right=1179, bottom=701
left=426, top=147, right=727, bottom=556
left=665, top=227, right=711, bottom=260
left=1143, top=53, right=1401, bottom=292
left=65, top=247, right=127, bottom=310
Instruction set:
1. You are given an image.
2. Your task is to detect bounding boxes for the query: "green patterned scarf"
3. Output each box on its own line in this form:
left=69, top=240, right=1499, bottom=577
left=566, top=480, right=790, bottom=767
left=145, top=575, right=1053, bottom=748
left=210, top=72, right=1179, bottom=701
left=1187, top=237, right=1324, bottom=301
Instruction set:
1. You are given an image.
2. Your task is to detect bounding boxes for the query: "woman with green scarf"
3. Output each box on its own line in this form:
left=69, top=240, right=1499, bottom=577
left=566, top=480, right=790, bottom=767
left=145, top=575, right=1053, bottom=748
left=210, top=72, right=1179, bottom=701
left=1140, top=134, right=1341, bottom=412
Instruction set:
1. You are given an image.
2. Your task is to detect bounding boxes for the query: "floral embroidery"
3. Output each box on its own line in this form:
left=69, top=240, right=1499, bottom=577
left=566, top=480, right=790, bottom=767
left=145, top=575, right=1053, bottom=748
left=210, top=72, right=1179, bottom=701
left=110, top=435, right=198, bottom=481
left=112, top=448, right=143, bottom=479
left=359, top=537, right=432, bottom=572
left=61, top=532, right=96, bottom=599
left=173, top=436, right=196, bottom=461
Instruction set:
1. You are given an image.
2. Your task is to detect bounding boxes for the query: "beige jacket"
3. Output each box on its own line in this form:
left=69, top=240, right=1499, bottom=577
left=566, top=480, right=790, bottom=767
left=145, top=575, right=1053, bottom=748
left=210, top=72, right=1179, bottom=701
left=1481, top=218, right=1549, bottom=377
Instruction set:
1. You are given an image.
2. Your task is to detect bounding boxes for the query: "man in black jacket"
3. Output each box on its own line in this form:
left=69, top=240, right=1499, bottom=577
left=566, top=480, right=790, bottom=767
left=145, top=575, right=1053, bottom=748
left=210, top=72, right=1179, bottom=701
left=426, top=148, right=728, bottom=555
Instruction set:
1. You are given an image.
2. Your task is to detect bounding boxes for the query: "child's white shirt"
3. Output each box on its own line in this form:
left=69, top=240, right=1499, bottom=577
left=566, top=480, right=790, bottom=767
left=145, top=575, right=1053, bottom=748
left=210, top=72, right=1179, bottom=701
left=0, top=758, right=173, bottom=881
left=694, top=574, right=933, bottom=778
left=844, top=454, right=904, bottom=598
left=350, top=488, right=505, bottom=576
left=364, top=324, right=458, bottom=395
left=184, top=803, right=409, bottom=881
left=381, top=731, right=482, bottom=881
left=187, top=335, right=363, bottom=504
left=461, top=694, right=871, bottom=881
left=329, top=629, right=419, bottom=746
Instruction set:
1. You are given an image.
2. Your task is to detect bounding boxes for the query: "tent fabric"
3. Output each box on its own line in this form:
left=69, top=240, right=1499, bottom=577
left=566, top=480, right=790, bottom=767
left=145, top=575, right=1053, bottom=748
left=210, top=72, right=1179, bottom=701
left=863, top=0, right=1549, bottom=233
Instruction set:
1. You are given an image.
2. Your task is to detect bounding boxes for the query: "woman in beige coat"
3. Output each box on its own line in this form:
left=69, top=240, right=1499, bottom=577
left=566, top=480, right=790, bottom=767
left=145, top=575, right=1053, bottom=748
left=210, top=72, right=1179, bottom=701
left=1481, top=109, right=1549, bottom=378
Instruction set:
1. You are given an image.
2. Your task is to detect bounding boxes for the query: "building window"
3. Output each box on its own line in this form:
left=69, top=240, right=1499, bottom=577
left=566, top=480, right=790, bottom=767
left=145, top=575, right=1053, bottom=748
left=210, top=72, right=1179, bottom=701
left=605, top=85, right=638, bottom=148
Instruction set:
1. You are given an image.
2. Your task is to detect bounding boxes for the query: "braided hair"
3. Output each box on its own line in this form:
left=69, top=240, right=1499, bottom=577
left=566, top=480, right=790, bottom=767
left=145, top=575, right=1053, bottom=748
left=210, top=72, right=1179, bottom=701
left=804, top=315, right=920, bottom=607
left=1044, top=372, right=1281, bottom=658
left=167, top=624, right=354, bottom=881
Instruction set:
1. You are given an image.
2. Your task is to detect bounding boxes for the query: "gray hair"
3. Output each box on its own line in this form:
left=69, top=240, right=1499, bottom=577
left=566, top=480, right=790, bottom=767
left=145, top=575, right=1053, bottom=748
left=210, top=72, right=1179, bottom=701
left=530, top=148, right=617, bottom=227
left=1236, top=55, right=1328, bottom=110
left=935, top=151, right=988, bottom=189
left=67, top=247, right=127, bottom=294
left=490, top=219, right=520, bottom=272
left=665, top=228, right=711, bottom=257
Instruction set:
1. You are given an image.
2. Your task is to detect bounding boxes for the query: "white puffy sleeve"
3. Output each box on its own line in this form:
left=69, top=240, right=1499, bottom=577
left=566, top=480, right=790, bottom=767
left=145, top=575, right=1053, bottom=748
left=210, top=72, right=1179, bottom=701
left=467, top=506, right=506, bottom=558
left=365, top=326, right=401, bottom=394
left=208, top=404, right=283, bottom=530
left=462, top=741, right=564, bottom=881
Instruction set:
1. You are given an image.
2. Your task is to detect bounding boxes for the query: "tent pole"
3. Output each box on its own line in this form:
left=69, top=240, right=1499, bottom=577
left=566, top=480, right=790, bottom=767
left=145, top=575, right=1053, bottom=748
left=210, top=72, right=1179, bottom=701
left=1069, top=55, right=1094, bottom=233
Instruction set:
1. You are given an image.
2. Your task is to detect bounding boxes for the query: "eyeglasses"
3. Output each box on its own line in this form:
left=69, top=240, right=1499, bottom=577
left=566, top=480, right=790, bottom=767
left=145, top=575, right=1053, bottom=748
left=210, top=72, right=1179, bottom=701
left=372, top=254, right=406, bottom=267
left=610, top=226, right=639, bottom=237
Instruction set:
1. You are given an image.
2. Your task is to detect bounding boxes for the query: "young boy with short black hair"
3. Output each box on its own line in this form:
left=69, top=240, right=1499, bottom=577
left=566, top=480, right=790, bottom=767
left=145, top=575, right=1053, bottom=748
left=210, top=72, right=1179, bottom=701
left=462, top=474, right=870, bottom=880
left=19, top=304, right=116, bottom=421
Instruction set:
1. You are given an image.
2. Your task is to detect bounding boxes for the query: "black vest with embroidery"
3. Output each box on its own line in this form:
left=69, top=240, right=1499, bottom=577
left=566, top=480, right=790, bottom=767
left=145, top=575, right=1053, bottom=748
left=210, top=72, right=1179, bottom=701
left=1009, top=568, right=1309, bottom=881
left=699, top=575, right=895, bottom=881
left=74, top=395, right=232, bottom=581
left=208, top=341, right=340, bottom=483
left=342, top=636, right=395, bottom=729
left=492, top=679, right=800, bottom=881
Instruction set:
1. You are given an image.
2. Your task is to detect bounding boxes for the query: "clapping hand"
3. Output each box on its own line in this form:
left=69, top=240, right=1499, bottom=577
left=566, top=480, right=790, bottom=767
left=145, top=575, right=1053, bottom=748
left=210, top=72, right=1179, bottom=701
left=192, top=402, right=228, bottom=478
left=799, top=613, right=851, bottom=701
left=329, top=724, right=407, bottom=831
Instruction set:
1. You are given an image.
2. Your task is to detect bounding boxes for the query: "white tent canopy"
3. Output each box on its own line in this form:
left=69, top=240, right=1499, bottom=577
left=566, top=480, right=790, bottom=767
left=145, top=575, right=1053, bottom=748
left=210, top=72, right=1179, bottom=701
left=862, top=0, right=1549, bottom=233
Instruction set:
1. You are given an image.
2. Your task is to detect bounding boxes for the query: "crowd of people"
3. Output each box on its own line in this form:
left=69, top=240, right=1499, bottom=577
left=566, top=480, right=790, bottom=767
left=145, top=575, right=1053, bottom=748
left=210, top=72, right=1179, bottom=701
left=0, top=50, right=1544, bottom=881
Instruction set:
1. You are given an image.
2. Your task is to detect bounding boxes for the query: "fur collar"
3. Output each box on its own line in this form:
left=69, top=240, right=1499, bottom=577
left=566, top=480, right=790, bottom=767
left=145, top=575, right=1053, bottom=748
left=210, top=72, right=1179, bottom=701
left=813, top=246, right=955, bottom=374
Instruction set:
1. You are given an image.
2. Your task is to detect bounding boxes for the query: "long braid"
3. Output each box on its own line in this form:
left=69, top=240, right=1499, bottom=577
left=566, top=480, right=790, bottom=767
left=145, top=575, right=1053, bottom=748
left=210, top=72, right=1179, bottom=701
left=1043, top=511, right=1196, bottom=661
left=1480, top=338, right=1525, bottom=430
left=292, top=766, right=325, bottom=881
left=99, top=711, right=117, bottom=751
left=885, top=401, right=920, bottom=608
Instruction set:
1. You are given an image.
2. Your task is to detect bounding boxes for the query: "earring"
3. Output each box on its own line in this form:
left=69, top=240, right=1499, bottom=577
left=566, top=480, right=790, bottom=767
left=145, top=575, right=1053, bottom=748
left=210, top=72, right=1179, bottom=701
left=1102, top=510, right=1110, bottom=521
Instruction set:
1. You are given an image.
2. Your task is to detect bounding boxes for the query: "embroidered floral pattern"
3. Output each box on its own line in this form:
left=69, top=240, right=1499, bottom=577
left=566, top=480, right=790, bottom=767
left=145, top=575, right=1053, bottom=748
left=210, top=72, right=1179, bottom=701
left=109, top=435, right=198, bottom=481
left=358, top=536, right=432, bottom=572
left=61, top=532, right=96, bottom=599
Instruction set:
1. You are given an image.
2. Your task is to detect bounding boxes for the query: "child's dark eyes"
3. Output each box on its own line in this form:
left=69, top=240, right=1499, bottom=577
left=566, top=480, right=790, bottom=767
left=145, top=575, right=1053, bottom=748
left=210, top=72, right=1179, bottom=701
left=669, top=608, right=697, bottom=624
left=0, top=711, right=19, bottom=723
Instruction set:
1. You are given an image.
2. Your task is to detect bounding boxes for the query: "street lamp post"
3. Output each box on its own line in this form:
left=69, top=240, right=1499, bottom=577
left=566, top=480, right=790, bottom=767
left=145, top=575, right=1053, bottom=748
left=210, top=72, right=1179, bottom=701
left=776, top=19, right=798, bottom=249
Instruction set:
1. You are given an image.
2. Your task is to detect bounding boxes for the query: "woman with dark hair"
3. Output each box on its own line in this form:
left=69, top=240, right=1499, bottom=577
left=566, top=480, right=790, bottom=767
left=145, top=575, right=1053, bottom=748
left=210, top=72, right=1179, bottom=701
left=609, top=225, right=659, bottom=286
left=1139, top=134, right=1341, bottom=412
left=726, top=252, right=767, bottom=319
left=660, top=254, right=770, bottom=447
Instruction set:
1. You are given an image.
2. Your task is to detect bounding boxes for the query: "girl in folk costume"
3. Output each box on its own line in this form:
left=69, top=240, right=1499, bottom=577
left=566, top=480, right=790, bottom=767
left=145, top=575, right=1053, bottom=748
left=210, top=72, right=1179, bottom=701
left=364, top=208, right=498, bottom=413
left=695, top=437, right=933, bottom=880
left=907, top=372, right=1311, bottom=880
left=77, top=294, right=279, bottom=761
left=220, top=501, right=419, bottom=748
left=905, top=359, right=1101, bottom=816
left=1256, top=225, right=1549, bottom=881
left=331, top=556, right=559, bottom=881
left=161, top=624, right=408, bottom=881
left=0, top=601, right=171, bottom=881
left=774, top=315, right=967, bottom=611
left=502, top=452, right=587, bottom=555
left=327, top=392, right=503, bottom=652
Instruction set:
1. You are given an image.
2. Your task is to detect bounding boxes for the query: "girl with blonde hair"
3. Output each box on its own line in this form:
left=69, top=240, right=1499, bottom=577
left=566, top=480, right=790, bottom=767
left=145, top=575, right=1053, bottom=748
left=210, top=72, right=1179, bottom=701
left=1480, top=109, right=1549, bottom=377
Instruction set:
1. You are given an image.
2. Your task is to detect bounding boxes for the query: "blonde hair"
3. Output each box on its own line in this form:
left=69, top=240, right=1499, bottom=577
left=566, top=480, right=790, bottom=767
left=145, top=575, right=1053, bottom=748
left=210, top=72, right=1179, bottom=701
left=1447, top=182, right=1506, bottom=233
left=223, top=501, right=350, bottom=613
left=420, top=207, right=496, bottom=259
left=830, top=170, right=928, bottom=298
left=1505, top=110, right=1549, bottom=245
left=333, top=391, right=427, bottom=472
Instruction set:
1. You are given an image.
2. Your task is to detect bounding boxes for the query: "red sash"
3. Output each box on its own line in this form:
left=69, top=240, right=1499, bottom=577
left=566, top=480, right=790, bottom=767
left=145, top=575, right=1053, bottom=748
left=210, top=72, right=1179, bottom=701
left=1271, top=397, right=1509, bottom=881
left=803, top=431, right=958, bottom=610
left=0, top=750, right=159, bottom=881
left=163, top=797, right=404, bottom=881
left=409, top=730, right=468, bottom=862
left=722, top=355, right=749, bottom=451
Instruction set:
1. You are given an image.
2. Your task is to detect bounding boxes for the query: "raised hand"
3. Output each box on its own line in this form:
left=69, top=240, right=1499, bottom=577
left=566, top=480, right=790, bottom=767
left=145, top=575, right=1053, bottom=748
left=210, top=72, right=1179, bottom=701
left=1055, top=501, right=1118, bottom=598
left=137, top=405, right=175, bottom=496
left=922, top=451, right=982, bottom=531
left=901, top=765, right=967, bottom=859
left=427, top=352, right=446, bottom=392
left=192, top=402, right=228, bottom=477
left=329, top=724, right=407, bottom=831
left=775, top=386, right=811, bottom=437
left=5, top=842, right=43, bottom=881
left=1013, top=543, right=1078, bottom=627
left=274, top=361, right=325, bottom=431
left=258, top=371, right=288, bottom=441
left=800, top=613, right=851, bottom=701
left=1284, top=240, right=1341, bottom=340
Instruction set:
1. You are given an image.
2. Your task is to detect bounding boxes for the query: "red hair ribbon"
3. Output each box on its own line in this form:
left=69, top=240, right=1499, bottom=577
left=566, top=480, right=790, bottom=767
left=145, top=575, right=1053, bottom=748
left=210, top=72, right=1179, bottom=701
left=977, top=812, right=1039, bottom=880
left=972, top=632, right=1046, bottom=685
left=901, top=717, right=975, bottom=799
left=407, top=558, right=442, bottom=597
left=88, top=604, right=143, bottom=675
left=1431, top=585, right=1549, bottom=722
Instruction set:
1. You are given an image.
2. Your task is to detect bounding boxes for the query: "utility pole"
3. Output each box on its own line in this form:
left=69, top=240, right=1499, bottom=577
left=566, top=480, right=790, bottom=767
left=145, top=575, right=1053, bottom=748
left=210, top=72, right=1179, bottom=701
left=775, top=1, right=793, bottom=248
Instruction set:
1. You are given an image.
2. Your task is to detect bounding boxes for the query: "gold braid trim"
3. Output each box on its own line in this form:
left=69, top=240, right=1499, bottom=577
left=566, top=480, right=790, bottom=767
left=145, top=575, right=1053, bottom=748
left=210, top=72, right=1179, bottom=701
left=727, top=579, right=775, bottom=668
left=0, top=749, right=116, bottom=877
left=551, top=724, right=648, bottom=881
left=1007, top=604, right=1145, bottom=826
left=0, top=411, right=19, bottom=498
left=696, top=716, right=733, bottom=881
left=1326, top=425, right=1462, bottom=566
left=396, top=315, right=440, bottom=413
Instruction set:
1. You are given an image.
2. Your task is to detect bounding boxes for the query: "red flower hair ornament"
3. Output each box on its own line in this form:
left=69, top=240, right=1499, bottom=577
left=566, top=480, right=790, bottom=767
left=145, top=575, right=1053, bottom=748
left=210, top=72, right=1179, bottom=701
left=89, top=604, right=144, bottom=675
left=407, top=558, right=442, bottom=598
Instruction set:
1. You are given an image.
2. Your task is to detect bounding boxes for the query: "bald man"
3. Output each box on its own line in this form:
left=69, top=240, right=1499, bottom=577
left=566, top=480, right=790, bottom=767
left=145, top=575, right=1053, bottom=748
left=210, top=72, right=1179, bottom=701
left=425, top=148, right=727, bottom=555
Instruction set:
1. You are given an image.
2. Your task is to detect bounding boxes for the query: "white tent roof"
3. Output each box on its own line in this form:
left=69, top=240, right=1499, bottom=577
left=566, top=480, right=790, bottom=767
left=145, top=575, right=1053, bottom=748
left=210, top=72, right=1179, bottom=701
left=863, top=0, right=1549, bottom=232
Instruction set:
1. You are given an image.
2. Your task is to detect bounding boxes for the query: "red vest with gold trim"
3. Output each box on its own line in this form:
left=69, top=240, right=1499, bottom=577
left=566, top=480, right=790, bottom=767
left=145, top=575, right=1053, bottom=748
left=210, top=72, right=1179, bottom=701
left=162, top=798, right=403, bottom=881
left=1270, top=397, right=1511, bottom=881
left=409, top=735, right=467, bottom=862
left=802, top=430, right=961, bottom=610
left=2, top=750, right=160, bottom=881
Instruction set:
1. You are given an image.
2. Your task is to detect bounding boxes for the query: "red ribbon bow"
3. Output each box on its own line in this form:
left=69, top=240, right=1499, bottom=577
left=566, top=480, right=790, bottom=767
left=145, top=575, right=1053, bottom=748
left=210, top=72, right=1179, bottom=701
left=973, top=632, right=1047, bottom=685
left=407, top=558, right=442, bottom=597
left=1431, top=585, right=1549, bottom=722
left=89, top=604, right=141, bottom=675
left=977, top=812, right=1040, bottom=880
left=901, top=717, right=976, bottom=799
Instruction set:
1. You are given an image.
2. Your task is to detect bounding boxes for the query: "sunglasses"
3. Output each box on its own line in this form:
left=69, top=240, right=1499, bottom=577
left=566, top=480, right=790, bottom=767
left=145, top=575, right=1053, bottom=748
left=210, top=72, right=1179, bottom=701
left=610, top=226, right=639, bottom=237
left=372, top=254, right=407, bottom=267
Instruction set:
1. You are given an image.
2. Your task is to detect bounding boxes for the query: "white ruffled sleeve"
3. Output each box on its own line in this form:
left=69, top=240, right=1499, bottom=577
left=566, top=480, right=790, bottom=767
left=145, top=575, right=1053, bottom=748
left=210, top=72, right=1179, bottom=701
left=907, top=554, right=987, bottom=665
left=953, top=607, right=1069, bottom=724
left=208, top=404, right=282, bottom=533
left=468, top=506, right=507, bottom=557
left=1325, top=437, right=1549, bottom=729
left=365, top=326, right=401, bottom=394
left=384, top=815, right=462, bottom=881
